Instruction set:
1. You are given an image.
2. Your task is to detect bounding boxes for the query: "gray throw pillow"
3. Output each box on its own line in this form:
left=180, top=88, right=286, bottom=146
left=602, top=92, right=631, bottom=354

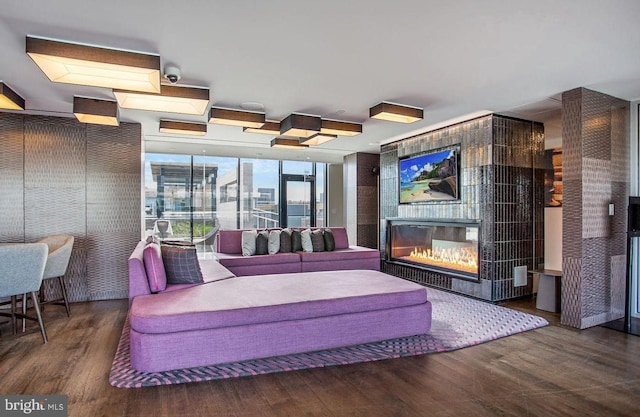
left=160, top=245, right=204, bottom=285
left=280, top=228, right=292, bottom=253
left=291, top=229, right=303, bottom=252
left=311, top=229, right=325, bottom=252
left=323, top=229, right=335, bottom=251
left=255, top=230, right=269, bottom=255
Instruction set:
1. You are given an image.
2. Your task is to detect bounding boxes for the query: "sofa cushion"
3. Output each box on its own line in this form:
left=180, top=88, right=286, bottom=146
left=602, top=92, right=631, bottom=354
left=161, top=245, right=204, bottom=285
left=268, top=230, right=281, bottom=255
left=323, top=229, right=335, bottom=251
left=255, top=230, right=269, bottom=255
left=241, top=230, right=257, bottom=256
left=217, top=229, right=243, bottom=254
left=291, top=229, right=303, bottom=252
left=279, top=228, right=292, bottom=253
left=311, top=229, right=325, bottom=252
left=298, top=246, right=380, bottom=262
left=300, top=229, right=313, bottom=252
left=142, top=242, right=166, bottom=293
left=164, top=260, right=236, bottom=292
left=216, top=252, right=300, bottom=267
left=129, top=270, right=429, bottom=334
left=331, top=227, right=349, bottom=249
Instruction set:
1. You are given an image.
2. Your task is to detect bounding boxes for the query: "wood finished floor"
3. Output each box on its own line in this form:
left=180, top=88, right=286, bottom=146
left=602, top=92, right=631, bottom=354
left=1, top=297, right=639, bottom=417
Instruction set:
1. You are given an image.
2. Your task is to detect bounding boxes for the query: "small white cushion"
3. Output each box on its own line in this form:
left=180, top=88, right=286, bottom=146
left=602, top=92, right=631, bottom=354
left=300, top=229, right=313, bottom=253
left=268, top=230, right=281, bottom=255
left=241, top=230, right=257, bottom=256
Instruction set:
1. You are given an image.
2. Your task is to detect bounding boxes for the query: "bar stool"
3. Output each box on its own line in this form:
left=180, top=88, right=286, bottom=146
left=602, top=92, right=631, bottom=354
left=0, top=243, right=49, bottom=343
left=37, top=234, right=74, bottom=317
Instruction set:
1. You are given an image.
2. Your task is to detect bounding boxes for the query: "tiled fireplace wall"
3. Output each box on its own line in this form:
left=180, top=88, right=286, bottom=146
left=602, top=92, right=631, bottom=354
left=561, top=88, right=629, bottom=329
left=380, top=114, right=545, bottom=301
left=0, top=113, right=141, bottom=301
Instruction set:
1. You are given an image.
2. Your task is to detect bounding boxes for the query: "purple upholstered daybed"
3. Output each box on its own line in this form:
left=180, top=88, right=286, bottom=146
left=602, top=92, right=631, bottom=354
left=127, top=240, right=432, bottom=373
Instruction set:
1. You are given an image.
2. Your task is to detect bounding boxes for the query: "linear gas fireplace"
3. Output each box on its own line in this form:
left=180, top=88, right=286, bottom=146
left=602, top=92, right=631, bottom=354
left=386, top=219, right=481, bottom=280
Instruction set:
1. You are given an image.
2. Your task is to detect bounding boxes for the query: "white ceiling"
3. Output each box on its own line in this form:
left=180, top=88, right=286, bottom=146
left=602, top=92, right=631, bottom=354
left=2, top=0, right=640, bottom=163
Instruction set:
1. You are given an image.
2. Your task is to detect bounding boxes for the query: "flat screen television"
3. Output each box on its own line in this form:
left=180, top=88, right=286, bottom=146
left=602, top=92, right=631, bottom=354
left=398, top=146, right=460, bottom=204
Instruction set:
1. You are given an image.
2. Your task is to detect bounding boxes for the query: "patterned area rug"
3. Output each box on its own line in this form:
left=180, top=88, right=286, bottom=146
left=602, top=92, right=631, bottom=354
left=109, top=288, right=548, bottom=388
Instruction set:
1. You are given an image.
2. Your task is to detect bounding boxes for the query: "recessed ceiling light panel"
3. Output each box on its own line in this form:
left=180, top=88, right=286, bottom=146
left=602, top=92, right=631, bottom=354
left=299, top=133, right=337, bottom=146
left=370, top=101, right=423, bottom=123
left=270, top=137, right=308, bottom=149
left=114, top=85, right=210, bottom=115
left=159, top=119, right=207, bottom=136
left=243, top=120, right=281, bottom=135
left=209, top=107, right=265, bottom=128
left=0, top=81, right=25, bottom=110
left=280, top=113, right=321, bottom=138
left=26, top=36, right=161, bottom=93
left=320, top=119, right=362, bottom=136
left=73, top=96, right=119, bottom=126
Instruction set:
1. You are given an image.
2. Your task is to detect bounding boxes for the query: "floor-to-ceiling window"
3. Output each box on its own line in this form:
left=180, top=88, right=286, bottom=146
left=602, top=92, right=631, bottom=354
left=240, top=158, right=280, bottom=229
left=144, top=154, right=326, bottom=249
left=315, top=162, right=325, bottom=228
left=144, top=154, right=193, bottom=240
left=280, top=161, right=325, bottom=228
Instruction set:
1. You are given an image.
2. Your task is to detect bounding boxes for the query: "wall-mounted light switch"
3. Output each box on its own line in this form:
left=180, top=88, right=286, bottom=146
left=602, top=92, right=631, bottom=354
left=609, top=203, right=615, bottom=216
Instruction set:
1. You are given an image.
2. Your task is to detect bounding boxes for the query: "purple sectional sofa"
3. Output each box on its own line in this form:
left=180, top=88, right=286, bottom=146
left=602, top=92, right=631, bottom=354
left=215, top=227, right=380, bottom=276
left=127, top=236, right=432, bottom=373
left=129, top=270, right=432, bottom=372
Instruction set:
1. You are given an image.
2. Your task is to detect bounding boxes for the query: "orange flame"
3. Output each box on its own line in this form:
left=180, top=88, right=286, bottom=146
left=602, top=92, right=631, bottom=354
left=406, top=246, right=478, bottom=274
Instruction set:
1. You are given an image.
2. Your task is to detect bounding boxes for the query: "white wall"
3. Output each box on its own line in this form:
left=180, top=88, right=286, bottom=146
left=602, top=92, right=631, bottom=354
left=544, top=110, right=563, bottom=271
left=544, top=208, right=563, bottom=270
left=326, top=163, right=344, bottom=226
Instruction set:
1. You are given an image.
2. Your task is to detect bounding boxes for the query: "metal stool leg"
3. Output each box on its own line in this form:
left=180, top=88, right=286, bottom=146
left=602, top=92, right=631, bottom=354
left=10, top=295, right=17, bottom=335
left=22, top=293, right=27, bottom=332
left=58, top=276, right=71, bottom=317
left=30, top=291, right=47, bottom=344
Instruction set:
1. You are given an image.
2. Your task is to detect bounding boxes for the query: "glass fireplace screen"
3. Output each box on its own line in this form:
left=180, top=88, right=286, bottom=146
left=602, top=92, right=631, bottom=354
left=387, top=220, right=480, bottom=279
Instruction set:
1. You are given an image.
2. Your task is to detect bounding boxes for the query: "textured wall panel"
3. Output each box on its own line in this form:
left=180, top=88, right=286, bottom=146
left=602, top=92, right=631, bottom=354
left=24, top=116, right=88, bottom=302
left=356, top=224, right=379, bottom=250
left=581, top=237, right=610, bottom=318
left=86, top=123, right=141, bottom=300
left=561, top=87, right=629, bottom=329
left=610, top=105, right=630, bottom=181
left=0, top=114, right=24, bottom=242
left=561, top=257, right=582, bottom=328
left=581, top=158, right=611, bottom=239
left=356, top=153, right=380, bottom=248
left=582, top=94, right=612, bottom=160
left=610, top=254, right=627, bottom=317
left=562, top=89, right=583, bottom=182
left=562, top=179, right=582, bottom=258
left=356, top=186, right=379, bottom=225
left=610, top=182, right=629, bottom=246
left=0, top=114, right=141, bottom=303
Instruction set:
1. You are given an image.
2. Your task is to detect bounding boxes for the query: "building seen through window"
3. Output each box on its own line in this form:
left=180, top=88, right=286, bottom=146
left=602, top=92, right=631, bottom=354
left=144, top=154, right=326, bottom=252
